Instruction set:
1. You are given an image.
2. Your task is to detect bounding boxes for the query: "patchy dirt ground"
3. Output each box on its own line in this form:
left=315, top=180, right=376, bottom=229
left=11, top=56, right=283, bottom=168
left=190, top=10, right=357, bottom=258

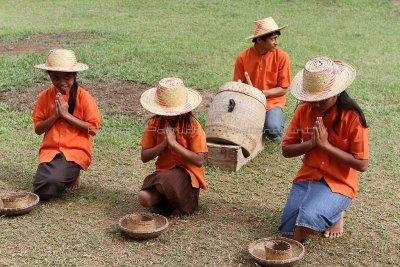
left=0, top=32, right=89, bottom=56
left=0, top=80, right=215, bottom=117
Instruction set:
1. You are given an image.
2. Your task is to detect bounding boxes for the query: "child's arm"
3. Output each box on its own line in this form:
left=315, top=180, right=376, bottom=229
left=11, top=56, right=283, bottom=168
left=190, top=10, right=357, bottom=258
left=56, top=93, right=97, bottom=135
left=282, top=105, right=313, bottom=158
left=165, top=126, right=204, bottom=167
left=283, top=122, right=315, bottom=158
left=34, top=98, right=60, bottom=135
left=141, top=138, right=167, bottom=163
left=34, top=114, right=59, bottom=135
left=315, top=117, right=368, bottom=172
left=282, top=139, right=315, bottom=158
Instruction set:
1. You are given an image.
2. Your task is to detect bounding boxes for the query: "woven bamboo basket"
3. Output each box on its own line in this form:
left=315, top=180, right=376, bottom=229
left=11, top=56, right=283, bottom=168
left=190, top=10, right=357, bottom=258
left=248, top=236, right=305, bottom=267
left=205, top=82, right=266, bottom=157
left=118, top=212, right=169, bottom=239
left=264, top=240, right=292, bottom=261
left=0, top=192, right=40, bottom=216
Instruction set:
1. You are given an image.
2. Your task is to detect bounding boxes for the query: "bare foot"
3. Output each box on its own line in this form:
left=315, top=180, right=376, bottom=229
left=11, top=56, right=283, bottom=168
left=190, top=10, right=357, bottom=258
left=324, top=211, right=345, bottom=238
left=293, top=226, right=319, bottom=243
left=169, top=209, right=182, bottom=218
left=67, top=175, right=80, bottom=191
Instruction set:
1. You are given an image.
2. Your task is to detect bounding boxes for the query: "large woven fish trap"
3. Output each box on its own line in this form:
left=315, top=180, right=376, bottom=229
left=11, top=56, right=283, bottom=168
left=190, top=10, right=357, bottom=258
left=205, top=81, right=266, bottom=157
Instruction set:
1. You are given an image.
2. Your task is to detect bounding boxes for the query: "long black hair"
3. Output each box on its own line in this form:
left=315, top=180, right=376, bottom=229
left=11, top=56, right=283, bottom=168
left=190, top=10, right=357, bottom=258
left=333, top=91, right=368, bottom=134
left=150, top=111, right=197, bottom=137
left=68, top=78, right=78, bottom=115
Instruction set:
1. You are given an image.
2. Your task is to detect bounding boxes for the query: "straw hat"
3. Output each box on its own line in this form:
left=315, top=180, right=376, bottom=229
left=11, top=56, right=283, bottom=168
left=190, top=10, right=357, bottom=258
left=248, top=236, right=305, bottom=267
left=246, top=17, right=288, bottom=40
left=290, top=57, right=356, bottom=102
left=34, top=49, right=88, bottom=72
left=118, top=212, right=169, bottom=239
left=0, top=192, right=40, bottom=216
left=140, top=77, right=202, bottom=116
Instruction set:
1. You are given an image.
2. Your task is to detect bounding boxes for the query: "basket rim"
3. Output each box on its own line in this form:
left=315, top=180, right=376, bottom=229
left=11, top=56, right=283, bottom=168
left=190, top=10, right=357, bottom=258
left=0, top=191, right=39, bottom=213
left=118, top=212, right=169, bottom=234
left=217, top=81, right=266, bottom=107
left=248, top=236, right=305, bottom=265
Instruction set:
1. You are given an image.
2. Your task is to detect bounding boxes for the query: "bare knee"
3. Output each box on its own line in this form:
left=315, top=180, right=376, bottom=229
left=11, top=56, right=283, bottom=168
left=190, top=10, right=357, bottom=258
left=138, top=191, right=153, bottom=207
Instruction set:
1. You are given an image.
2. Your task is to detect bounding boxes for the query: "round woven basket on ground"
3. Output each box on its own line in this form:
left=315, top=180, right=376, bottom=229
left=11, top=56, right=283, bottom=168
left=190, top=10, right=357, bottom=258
left=118, top=212, right=169, bottom=239
left=0, top=192, right=40, bottom=216
left=248, top=236, right=305, bottom=267
left=205, top=81, right=266, bottom=157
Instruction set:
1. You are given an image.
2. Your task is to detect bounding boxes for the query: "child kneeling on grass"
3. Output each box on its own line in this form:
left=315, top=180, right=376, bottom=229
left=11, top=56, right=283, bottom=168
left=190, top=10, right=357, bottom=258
left=32, top=49, right=101, bottom=200
left=279, top=57, right=369, bottom=242
left=138, top=77, right=208, bottom=218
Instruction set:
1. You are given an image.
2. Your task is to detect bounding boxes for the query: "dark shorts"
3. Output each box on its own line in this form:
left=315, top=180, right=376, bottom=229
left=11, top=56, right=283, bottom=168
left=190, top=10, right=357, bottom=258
left=141, top=167, right=199, bottom=214
left=33, top=152, right=81, bottom=198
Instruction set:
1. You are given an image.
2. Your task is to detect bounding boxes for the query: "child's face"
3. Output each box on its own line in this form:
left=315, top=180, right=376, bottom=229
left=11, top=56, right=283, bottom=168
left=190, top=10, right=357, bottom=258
left=49, top=71, right=76, bottom=94
left=257, top=34, right=279, bottom=52
left=162, top=115, right=178, bottom=125
left=310, top=95, right=338, bottom=113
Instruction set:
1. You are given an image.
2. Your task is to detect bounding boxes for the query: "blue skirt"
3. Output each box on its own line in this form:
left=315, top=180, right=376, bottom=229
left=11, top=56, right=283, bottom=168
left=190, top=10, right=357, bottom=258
left=279, top=179, right=352, bottom=235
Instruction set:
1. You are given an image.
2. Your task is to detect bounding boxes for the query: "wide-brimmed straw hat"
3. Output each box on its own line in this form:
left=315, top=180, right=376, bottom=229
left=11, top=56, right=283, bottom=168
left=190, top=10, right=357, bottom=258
left=140, top=77, right=202, bottom=116
left=34, top=49, right=88, bottom=72
left=246, top=17, right=288, bottom=40
left=118, top=212, right=169, bottom=239
left=290, top=57, right=356, bottom=102
left=248, top=236, right=305, bottom=267
left=0, top=192, right=40, bottom=216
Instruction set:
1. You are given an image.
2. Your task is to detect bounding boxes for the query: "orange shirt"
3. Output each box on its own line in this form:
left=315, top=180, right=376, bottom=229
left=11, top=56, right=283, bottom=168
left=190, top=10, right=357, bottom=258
left=282, top=103, right=369, bottom=198
left=141, top=116, right=208, bottom=189
left=233, top=46, right=291, bottom=111
left=32, top=86, right=101, bottom=171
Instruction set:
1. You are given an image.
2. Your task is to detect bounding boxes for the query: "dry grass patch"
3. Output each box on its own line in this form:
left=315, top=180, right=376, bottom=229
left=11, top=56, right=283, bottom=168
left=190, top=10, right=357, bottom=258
left=0, top=32, right=89, bottom=56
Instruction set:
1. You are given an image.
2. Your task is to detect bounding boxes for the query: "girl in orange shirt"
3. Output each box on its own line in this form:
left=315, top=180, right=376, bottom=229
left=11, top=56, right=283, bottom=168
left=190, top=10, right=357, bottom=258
left=32, top=49, right=101, bottom=200
left=138, top=77, right=208, bottom=217
left=279, top=57, right=369, bottom=243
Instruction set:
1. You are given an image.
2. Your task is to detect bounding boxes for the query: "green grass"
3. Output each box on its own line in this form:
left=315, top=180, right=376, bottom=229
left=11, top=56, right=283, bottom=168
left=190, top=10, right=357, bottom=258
left=1, top=0, right=400, bottom=266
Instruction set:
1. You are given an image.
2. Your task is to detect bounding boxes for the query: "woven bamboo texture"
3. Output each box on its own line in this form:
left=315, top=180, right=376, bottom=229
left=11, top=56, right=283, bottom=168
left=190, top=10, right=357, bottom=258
left=118, top=212, right=169, bottom=239
left=0, top=192, right=39, bottom=216
left=248, top=236, right=305, bottom=267
left=205, top=81, right=266, bottom=157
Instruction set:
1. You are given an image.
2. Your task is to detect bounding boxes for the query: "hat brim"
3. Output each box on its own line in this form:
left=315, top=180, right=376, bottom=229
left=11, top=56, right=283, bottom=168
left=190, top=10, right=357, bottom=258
left=246, top=25, right=288, bottom=40
left=290, top=60, right=356, bottom=102
left=34, top=63, right=89, bottom=72
left=140, top=87, right=202, bottom=116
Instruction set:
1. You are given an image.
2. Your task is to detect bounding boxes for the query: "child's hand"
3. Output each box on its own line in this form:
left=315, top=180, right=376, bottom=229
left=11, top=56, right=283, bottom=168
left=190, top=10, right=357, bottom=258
left=314, top=117, right=329, bottom=149
left=165, top=125, right=177, bottom=145
left=54, top=98, right=60, bottom=118
left=56, top=93, right=69, bottom=118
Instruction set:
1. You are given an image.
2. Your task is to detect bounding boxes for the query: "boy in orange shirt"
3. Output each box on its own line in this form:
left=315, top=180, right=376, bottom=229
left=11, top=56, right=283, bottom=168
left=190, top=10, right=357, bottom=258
left=279, top=57, right=369, bottom=242
left=234, top=17, right=291, bottom=141
left=32, top=49, right=101, bottom=200
left=138, top=77, right=208, bottom=217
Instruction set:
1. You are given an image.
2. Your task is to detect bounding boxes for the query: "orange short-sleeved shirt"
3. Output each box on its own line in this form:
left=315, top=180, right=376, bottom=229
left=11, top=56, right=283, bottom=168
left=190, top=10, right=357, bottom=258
left=282, top=103, right=369, bottom=198
left=233, top=46, right=291, bottom=111
left=32, top=86, right=101, bottom=171
left=141, top=116, right=208, bottom=189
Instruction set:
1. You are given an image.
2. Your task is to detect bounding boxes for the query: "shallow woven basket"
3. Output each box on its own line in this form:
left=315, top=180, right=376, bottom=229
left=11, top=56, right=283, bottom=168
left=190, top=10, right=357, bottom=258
left=118, top=212, right=169, bottom=239
left=0, top=192, right=40, bottom=216
left=248, top=236, right=305, bottom=267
